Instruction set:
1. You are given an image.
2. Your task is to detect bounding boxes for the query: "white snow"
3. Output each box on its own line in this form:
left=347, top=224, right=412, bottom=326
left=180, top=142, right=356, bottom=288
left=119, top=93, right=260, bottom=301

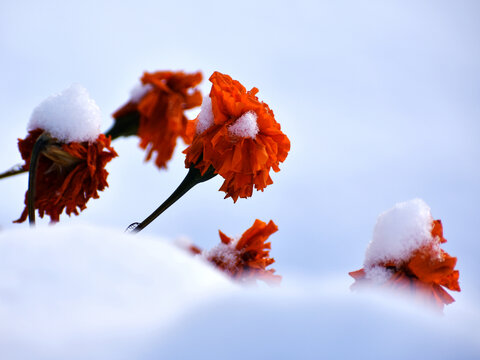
left=195, top=95, right=214, bottom=134
left=228, top=111, right=259, bottom=138
left=0, top=224, right=478, bottom=360
left=365, top=265, right=394, bottom=284
left=28, top=84, right=101, bottom=143
left=364, top=199, right=437, bottom=270
left=0, top=224, right=236, bottom=355
left=129, top=82, right=153, bottom=103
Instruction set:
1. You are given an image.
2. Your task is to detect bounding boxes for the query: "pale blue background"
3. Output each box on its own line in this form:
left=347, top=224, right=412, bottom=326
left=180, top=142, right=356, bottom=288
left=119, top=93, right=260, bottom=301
left=0, top=0, right=479, bottom=300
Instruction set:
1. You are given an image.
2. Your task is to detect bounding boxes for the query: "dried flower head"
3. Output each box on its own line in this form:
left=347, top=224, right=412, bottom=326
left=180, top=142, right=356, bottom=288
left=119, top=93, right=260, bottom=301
left=350, top=202, right=460, bottom=311
left=15, top=129, right=117, bottom=223
left=112, top=70, right=202, bottom=169
left=187, top=219, right=281, bottom=284
left=184, top=72, right=290, bottom=202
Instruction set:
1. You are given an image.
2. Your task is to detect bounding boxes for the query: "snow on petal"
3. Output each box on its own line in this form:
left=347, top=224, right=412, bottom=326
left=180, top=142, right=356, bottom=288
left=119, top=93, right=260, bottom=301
left=228, top=111, right=259, bottom=138
left=195, top=95, right=214, bottom=134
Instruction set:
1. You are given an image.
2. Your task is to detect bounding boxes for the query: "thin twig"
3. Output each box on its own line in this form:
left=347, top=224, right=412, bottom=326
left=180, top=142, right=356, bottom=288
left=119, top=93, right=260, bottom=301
left=0, top=165, right=27, bottom=179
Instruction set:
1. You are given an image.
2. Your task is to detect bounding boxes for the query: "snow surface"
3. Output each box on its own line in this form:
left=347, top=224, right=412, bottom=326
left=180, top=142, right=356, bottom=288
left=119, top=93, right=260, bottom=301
left=0, top=224, right=479, bottom=360
left=364, top=199, right=437, bottom=270
left=28, top=84, right=101, bottom=143
left=129, top=83, right=153, bottom=103
left=195, top=95, right=214, bottom=134
left=228, top=111, right=259, bottom=138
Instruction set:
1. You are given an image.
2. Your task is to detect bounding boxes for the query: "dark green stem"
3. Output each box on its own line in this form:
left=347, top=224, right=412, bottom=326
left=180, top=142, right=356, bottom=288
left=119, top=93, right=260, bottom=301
left=0, top=165, right=27, bottom=179
left=129, top=165, right=217, bottom=233
left=104, top=112, right=140, bottom=140
left=27, top=133, right=50, bottom=226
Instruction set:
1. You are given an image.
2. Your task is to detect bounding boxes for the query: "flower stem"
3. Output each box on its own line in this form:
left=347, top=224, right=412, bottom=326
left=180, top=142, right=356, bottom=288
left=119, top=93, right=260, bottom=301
left=129, top=165, right=217, bottom=233
left=104, top=112, right=140, bottom=141
left=27, top=133, right=50, bottom=226
left=0, top=165, right=27, bottom=179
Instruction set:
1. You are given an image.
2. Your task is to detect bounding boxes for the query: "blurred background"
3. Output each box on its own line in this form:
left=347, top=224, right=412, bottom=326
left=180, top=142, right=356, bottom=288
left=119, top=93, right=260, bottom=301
left=0, top=0, right=478, bottom=303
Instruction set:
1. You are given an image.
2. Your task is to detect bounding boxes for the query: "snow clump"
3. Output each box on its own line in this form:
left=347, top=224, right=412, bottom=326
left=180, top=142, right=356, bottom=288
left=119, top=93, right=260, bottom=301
left=28, top=84, right=101, bottom=143
left=195, top=95, right=215, bottom=134
left=228, top=111, right=259, bottom=138
left=364, top=199, right=437, bottom=270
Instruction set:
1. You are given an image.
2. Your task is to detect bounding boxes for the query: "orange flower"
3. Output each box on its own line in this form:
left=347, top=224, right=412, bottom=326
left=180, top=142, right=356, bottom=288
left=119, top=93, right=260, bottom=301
left=184, top=72, right=290, bottom=202
left=350, top=220, right=460, bottom=311
left=188, top=219, right=281, bottom=284
left=111, top=70, right=202, bottom=169
left=15, top=129, right=117, bottom=223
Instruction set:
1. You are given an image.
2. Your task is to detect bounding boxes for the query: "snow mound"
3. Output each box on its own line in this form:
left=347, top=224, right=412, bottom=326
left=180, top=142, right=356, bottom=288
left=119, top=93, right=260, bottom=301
left=228, top=111, right=259, bottom=138
left=28, top=84, right=101, bottom=143
left=364, top=198, right=436, bottom=269
left=0, top=224, right=478, bottom=360
left=0, top=224, right=236, bottom=359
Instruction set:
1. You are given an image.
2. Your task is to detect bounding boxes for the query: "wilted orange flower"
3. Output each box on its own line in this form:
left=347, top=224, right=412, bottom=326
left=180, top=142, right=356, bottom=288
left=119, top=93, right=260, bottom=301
left=184, top=71, right=290, bottom=202
left=15, top=129, right=117, bottom=223
left=112, top=70, right=202, bottom=169
left=188, top=219, right=281, bottom=284
left=349, top=220, right=460, bottom=311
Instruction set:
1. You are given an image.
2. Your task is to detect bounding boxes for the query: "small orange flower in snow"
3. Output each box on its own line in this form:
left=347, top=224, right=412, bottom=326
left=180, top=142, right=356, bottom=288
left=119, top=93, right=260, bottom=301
left=184, top=71, right=290, bottom=202
left=15, top=129, right=117, bottom=223
left=189, top=219, right=281, bottom=284
left=349, top=199, right=460, bottom=311
left=112, top=70, right=202, bottom=169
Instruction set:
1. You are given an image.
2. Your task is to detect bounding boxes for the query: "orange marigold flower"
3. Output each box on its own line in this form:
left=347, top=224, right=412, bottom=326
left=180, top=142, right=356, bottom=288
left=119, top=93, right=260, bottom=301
left=111, top=70, right=202, bottom=169
left=350, top=200, right=460, bottom=311
left=15, top=129, right=117, bottom=223
left=184, top=71, right=290, bottom=202
left=188, top=219, right=281, bottom=284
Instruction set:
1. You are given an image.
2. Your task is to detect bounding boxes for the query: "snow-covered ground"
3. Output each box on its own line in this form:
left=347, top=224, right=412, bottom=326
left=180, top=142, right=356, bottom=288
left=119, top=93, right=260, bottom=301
left=0, top=225, right=478, bottom=360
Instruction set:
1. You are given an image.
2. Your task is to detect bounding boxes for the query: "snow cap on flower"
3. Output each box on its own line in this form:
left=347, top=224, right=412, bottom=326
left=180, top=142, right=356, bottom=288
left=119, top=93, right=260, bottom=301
left=349, top=199, right=460, bottom=311
left=112, top=70, right=203, bottom=169
left=365, top=199, right=437, bottom=268
left=184, top=71, right=290, bottom=202
left=28, top=84, right=101, bottom=143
